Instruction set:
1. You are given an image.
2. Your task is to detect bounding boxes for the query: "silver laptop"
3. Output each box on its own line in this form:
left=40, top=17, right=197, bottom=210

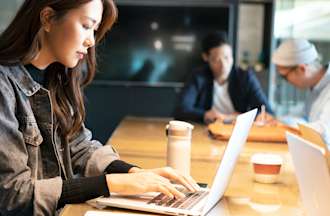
left=90, top=109, right=257, bottom=216
left=286, top=132, right=330, bottom=216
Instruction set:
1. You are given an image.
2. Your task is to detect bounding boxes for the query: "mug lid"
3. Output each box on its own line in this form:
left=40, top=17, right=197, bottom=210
left=168, top=120, right=194, bottom=130
left=166, top=120, right=194, bottom=137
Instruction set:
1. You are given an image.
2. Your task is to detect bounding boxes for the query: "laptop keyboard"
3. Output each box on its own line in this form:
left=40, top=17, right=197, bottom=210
left=147, top=189, right=208, bottom=210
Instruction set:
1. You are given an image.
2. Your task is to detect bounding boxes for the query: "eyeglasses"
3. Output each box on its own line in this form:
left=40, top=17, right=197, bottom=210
left=278, top=66, right=298, bottom=80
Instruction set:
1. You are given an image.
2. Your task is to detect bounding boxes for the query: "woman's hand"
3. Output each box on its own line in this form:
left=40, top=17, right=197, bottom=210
left=106, top=172, right=185, bottom=199
left=129, top=166, right=200, bottom=192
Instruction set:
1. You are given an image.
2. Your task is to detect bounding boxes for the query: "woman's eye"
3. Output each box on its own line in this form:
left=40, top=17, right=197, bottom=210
left=83, top=25, right=92, bottom=30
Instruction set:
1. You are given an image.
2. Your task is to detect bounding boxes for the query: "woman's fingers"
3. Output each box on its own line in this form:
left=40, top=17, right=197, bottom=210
left=168, top=172, right=195, bottom=192
left=182, top=175, right=201, bottom=191
left=173, top=173, right=200, bottom=192
left=106, top=168, right=201, bottom=199
left=154, top=167, right=200, bottom=192
left=163, top=183, right=185, bottom=199
left=149, top=174, right=185, bottom=199
left=154, top=184, right=174, bottom=199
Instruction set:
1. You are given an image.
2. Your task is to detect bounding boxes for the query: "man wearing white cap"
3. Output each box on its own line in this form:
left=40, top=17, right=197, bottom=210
left=272, top=39, right=330, bottom=146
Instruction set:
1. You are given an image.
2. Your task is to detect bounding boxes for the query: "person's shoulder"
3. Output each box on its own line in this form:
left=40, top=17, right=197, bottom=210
left=0, top=64, right=10, bottom=73
left=183, top=65, right=212, bottom=89
left=0, top=64, right=12, bottom=79
left=0, top=65, right=17, bottom=100
left=192, top=65, right=213, bottom=79
left=231, top=66, right=257, bottom=79
left=233, top=66, right=255, bottom=75
left=0, top=64, right=20, bottom=88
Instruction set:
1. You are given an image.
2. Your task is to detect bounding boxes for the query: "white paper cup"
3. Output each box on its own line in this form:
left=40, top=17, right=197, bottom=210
left=251, top=153, right=283, bottom=184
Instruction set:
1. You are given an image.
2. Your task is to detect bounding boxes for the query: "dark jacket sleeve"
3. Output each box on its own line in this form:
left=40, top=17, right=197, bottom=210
left=174, top=70, right=208, bottom=123
left=244, top=68, right=273, bottom=114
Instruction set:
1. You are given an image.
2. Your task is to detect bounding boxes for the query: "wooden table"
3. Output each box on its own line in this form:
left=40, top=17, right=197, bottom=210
left=61, top=117, right=305, bottom=216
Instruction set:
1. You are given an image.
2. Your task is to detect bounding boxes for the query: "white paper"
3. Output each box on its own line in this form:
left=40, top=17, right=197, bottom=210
left=85, top=211, right=113, bottom=216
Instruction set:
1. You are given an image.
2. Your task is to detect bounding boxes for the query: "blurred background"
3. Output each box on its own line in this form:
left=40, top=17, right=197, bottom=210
left=2, top=0, right=330, bottom=143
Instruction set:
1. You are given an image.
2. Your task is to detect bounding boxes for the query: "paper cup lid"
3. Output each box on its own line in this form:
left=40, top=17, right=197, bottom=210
left=251, top=153, right=283, bottom=165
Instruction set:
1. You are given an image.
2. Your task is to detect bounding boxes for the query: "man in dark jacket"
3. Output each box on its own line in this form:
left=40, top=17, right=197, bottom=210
left=174, top=31, right=272, bottom=124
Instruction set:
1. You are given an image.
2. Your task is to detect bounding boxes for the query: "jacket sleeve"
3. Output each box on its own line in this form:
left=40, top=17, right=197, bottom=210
left=0, top=72, right=62, bottom=216
left=69, top=125, right=121, bottom=177
left=174, top=72, right=206, bottom=123
left=245, top=69, right=274, bottom=114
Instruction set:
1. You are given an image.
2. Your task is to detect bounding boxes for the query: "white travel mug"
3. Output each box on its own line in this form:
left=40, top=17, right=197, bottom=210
left=166, top=120, right=194, bottom=176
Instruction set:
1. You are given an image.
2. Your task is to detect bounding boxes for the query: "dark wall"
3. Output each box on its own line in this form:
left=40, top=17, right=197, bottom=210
left=84, top=1, right=275, bottom=144
left=84, top=82, right=183, bottom=143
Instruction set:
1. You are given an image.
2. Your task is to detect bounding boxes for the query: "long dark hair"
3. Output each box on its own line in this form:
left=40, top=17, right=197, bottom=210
left=0, top=0, right=117, bottom=142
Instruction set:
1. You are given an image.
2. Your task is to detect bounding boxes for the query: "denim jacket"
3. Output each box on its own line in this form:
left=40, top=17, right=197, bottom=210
left=0, top=64, right=120, bottom=216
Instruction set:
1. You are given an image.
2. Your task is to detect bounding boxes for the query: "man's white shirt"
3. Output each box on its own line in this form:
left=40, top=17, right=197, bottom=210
left=212, top=80, right=235, bottom=115
left=305, top=63, right=330, bottom=147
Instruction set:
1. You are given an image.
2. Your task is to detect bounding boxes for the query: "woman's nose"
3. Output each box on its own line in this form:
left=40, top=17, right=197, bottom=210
left=84, top=36, right=95, bottom=48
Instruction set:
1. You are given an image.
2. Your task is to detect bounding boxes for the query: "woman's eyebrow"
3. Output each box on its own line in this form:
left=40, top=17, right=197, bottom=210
left=83, top=16, right=101, bottom=30
left=83, top=16, right=99, bottom=25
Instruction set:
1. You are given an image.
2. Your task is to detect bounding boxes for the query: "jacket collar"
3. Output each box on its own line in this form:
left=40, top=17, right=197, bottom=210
left=8, top=64, right=41, bottom=96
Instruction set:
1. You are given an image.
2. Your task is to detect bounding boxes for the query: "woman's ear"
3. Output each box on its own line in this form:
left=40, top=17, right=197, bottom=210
left=40, top=7, right=56, bottom=32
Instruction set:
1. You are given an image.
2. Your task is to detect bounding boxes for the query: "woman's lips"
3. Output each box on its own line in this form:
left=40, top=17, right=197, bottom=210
left=77, top=52, right=86, bottom=59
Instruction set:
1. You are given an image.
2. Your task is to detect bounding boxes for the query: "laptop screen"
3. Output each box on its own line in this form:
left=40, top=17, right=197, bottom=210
left=202, top=109, right=257, bottom=215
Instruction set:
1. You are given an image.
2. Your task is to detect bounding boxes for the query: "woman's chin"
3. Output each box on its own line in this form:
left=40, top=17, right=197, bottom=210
left=64, top=59, right=81, bottom=68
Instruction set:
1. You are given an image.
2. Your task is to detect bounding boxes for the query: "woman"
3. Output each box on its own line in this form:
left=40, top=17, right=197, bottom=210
left=0, top=1, right=199, bottom=215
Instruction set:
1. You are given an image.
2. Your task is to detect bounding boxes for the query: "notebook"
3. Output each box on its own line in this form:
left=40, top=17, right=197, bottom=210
left=286, top=132, right=330, bottom=216
left=208, top=120, right=299, bottom=143
left=88, top=109, right=257, bottom=216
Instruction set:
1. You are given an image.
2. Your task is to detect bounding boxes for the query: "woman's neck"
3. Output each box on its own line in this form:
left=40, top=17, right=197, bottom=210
left=30, top=53, right=52, bottom=70
left=30, top=39, right=55, bottom=70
